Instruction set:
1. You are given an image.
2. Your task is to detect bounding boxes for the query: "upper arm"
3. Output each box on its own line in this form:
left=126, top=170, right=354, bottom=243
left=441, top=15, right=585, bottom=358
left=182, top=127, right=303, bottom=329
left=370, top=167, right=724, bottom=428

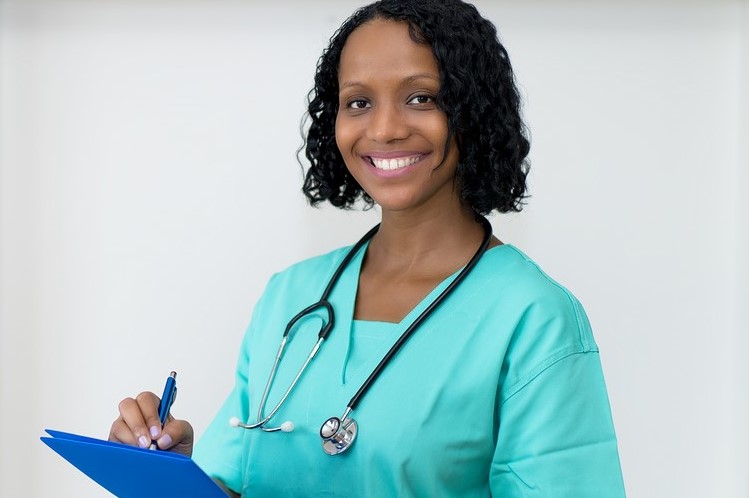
left=491, top=351, right=625, bottom=497
left=488, top=272, right=625, bottom=497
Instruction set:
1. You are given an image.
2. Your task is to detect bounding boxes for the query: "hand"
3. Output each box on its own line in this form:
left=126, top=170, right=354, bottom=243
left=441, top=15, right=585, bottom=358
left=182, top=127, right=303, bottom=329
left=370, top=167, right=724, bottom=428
left=108, top=391, right=194, bottom=457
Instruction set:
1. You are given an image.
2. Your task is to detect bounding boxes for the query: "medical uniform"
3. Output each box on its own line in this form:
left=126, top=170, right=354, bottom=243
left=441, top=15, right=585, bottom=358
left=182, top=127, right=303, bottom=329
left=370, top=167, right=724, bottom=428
left=193, top=243, right=626, bottom=497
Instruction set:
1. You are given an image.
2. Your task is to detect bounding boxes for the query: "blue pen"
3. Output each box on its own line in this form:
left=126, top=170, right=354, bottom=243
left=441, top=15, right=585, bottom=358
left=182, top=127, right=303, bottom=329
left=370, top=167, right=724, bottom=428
left=150, top=371, right=177, bottom=450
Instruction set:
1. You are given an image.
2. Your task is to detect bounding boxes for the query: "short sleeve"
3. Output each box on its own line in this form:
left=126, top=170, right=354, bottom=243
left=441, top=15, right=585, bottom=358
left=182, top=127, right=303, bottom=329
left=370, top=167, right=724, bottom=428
left=192, top=275, right=278, bottom=494
left=487, top=257, right=626, bottom=497
left=191, top=329, right=251, bottom=494
left=490, top=350, right=626, bottom=497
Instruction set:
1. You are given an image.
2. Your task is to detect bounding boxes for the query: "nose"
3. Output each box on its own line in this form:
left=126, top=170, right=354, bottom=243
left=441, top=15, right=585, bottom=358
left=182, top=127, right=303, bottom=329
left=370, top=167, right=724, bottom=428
left=365, top=103, right=409, bottom=143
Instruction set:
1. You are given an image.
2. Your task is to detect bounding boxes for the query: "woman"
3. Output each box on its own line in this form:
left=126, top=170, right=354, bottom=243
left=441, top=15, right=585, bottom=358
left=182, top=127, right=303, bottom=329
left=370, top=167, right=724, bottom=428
left=109, top=1, right=626, bottom=496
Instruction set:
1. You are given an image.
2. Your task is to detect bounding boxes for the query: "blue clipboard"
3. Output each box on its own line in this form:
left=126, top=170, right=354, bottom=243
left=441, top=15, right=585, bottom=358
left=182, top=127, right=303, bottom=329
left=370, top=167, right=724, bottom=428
left=41, top=429, right=228, bottom=498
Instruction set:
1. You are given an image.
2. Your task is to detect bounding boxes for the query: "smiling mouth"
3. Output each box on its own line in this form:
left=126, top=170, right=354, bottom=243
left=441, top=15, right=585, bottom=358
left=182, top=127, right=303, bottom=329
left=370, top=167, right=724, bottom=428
left=367, top=154, right=425, bottom=171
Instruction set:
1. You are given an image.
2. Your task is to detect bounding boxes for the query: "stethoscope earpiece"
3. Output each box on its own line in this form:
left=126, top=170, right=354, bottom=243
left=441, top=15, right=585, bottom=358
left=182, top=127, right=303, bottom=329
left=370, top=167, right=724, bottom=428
left=230, top=417, right=294, bottom=433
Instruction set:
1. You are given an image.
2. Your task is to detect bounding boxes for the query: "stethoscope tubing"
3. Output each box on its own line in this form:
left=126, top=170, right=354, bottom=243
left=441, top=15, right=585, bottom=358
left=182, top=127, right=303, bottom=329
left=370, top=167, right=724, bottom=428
left=251, top=226, right=379, bottom=430
left=345, top=216, right=493, bottom=412
left=319, top=224, right=381, bottom=309
left=252, top=336, right=324, bottom=432
left=247, top=216, right=492, bottom=440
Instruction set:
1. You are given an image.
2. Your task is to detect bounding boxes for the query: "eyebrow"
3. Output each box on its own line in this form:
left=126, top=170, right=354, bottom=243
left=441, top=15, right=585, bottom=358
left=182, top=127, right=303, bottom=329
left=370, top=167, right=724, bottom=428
left=339, top=73, right=440, bottom=91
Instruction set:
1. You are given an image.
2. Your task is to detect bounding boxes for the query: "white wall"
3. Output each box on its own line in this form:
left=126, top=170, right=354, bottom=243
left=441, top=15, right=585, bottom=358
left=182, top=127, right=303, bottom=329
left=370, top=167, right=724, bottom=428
left=0, top=1, right=746, bottom=497
left=737, top=0, right=749, bottom=493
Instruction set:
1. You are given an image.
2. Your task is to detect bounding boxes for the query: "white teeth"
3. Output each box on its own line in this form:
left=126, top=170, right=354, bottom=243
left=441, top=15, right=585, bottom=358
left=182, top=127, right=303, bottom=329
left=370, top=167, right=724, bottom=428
left=370, top=155, right=422, bottom=171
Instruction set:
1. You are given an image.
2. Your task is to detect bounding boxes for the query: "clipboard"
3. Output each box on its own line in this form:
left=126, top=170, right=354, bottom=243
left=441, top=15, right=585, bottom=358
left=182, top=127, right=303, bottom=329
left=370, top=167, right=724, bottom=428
left=41, top=429, right=229, bottom=498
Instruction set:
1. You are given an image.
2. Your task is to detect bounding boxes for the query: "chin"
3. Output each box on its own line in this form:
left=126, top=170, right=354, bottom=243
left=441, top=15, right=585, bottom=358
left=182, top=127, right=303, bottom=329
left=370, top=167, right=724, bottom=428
left=370, top=197, right=432, bottom=214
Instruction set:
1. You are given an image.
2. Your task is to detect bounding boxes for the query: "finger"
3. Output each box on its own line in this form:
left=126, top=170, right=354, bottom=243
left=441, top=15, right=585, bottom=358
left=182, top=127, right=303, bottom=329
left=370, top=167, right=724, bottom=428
left=108, top=416, right=138, bottom=446
left=135, top=391, right=166, bottom=442
left=115, top=394, right=155, bottom=448
left=112, top=397, right=149, bottom=447
left=156, top=417, right=194, bottom=457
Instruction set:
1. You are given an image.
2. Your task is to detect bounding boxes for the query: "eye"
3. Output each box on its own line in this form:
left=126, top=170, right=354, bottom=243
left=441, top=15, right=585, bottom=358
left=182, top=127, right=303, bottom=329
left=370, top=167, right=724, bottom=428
left=346, top=99, right=371, bottom=110
left=408, top=94, right=436, bottom=106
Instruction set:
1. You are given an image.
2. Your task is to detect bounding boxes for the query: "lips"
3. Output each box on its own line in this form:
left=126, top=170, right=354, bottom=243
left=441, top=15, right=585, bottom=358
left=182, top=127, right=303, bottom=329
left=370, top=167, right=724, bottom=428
left=366, top=154, right=426, bottom=171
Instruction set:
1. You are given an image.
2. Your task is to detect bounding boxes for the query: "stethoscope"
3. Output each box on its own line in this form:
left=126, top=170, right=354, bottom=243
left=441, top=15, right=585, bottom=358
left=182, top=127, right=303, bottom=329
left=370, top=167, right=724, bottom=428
left=230, top=216, right=493, bottom=455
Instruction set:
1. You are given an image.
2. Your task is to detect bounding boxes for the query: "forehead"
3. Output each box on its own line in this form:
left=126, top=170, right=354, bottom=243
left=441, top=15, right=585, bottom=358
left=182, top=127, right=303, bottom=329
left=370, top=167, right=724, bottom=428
left=338, top=19, right=439, bottom=83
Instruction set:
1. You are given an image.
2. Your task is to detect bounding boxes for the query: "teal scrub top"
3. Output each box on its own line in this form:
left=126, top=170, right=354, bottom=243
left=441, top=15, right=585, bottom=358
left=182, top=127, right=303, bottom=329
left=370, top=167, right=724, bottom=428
left=193, top=244, right=626, bottom=497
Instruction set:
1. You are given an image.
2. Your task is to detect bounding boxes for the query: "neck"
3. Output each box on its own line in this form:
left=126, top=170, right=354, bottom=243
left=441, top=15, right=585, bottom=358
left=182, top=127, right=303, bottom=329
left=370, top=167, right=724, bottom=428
left=352, top=203, right=496, bottom=324
left=369, top=205, right=485, bottom=265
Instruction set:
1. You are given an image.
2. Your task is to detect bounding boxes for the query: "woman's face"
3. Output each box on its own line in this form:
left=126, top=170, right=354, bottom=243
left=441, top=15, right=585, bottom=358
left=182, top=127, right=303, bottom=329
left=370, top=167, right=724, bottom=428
left=335, top=19, right=460, bottom=216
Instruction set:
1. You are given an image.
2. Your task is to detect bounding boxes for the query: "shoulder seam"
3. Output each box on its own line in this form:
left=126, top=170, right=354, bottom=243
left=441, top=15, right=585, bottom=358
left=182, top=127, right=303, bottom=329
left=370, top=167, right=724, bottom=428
left=508, top=247, right=592, bottom=350
left=500, top=349, right=600, bottom=406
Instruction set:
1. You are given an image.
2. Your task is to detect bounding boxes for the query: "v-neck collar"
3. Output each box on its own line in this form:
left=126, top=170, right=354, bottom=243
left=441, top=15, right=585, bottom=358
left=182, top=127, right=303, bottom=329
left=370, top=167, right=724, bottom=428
left=321, top=242, right=514, bottom=390
left=331, top=240, right=473, bottom=386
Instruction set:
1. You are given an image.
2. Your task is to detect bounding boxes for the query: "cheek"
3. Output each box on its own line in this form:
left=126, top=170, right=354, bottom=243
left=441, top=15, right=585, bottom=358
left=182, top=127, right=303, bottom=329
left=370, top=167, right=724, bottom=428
left=433, top=121, right=451, bottom=146
left=334, top=118, right=360, bottom=177
left=334, top=115, right=352, bottom=156
left=429, top=125, right=455, bottom=166
left=419, top=114, right=450, bottom=149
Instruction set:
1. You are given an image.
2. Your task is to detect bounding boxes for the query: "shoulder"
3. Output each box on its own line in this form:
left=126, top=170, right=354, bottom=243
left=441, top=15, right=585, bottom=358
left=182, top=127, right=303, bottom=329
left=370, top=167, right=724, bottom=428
left=477, top=245, right=590, bottom=329
left=243, top=245, right=356, bottom=336
left=270, top=245, right=352, bottom=285
left=473, top=245, right=599, bottom=396
left=257, top=245, right=354, bottom=304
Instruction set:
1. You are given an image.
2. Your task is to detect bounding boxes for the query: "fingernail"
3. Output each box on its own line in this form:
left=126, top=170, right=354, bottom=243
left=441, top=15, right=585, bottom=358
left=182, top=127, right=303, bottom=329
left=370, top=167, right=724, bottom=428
left=150, top=426, right=159, bottom=438
left=138, top=435, right=150, bottom=448
left=157, top=434, right=172, bottom=448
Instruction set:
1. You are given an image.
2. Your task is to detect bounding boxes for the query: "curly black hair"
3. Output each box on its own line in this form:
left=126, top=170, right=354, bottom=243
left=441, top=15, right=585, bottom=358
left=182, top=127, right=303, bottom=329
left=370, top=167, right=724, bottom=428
left=302, top=0, right=530, bottom=215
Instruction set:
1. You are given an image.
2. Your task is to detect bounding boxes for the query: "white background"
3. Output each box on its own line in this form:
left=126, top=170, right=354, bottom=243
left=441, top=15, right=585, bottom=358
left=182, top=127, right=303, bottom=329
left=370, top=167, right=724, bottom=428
left=1, top=0, right=747, bottom=496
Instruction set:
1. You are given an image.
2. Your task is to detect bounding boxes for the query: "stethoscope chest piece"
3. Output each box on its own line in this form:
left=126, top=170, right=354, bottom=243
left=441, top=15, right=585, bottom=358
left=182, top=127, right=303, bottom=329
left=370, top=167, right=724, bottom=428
left=320, top=416, right=358, bottom=455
